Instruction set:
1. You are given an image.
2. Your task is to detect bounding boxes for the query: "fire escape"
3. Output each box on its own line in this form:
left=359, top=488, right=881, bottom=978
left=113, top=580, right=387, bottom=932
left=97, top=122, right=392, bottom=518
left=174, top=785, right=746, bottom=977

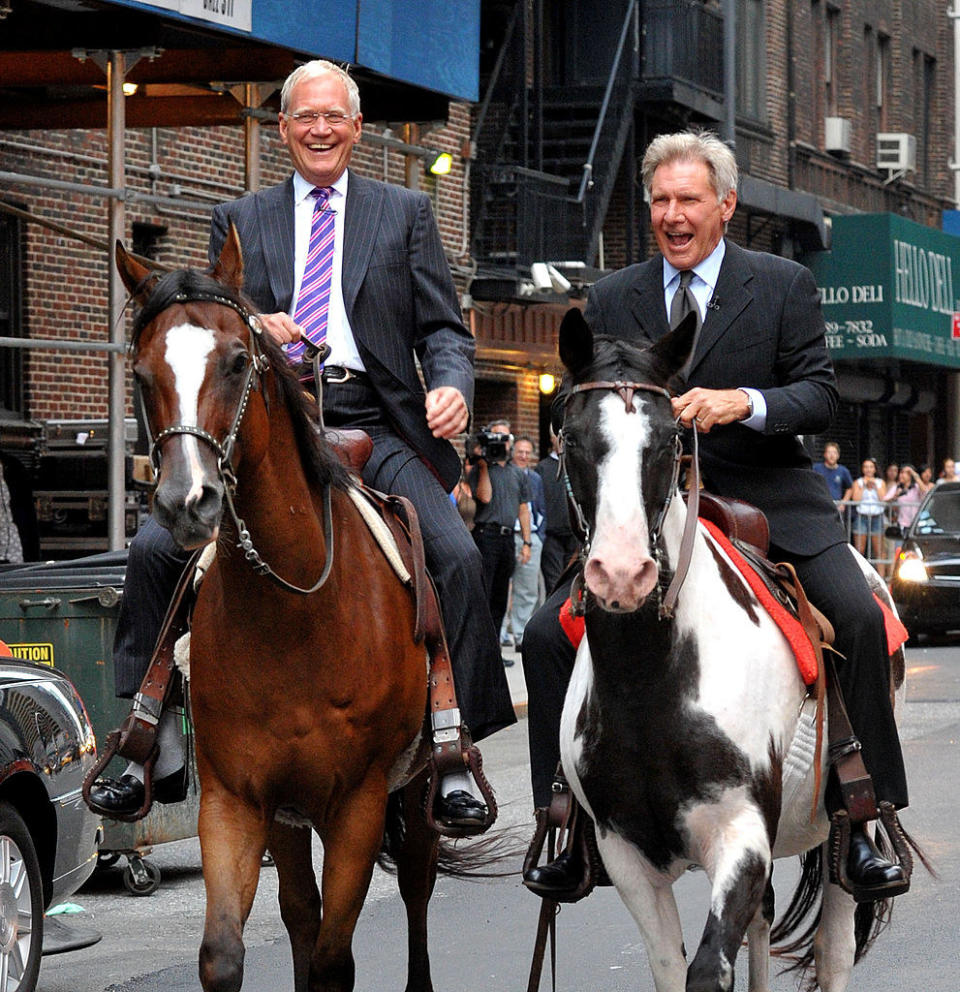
left=470, top=0, right=724, bottom=299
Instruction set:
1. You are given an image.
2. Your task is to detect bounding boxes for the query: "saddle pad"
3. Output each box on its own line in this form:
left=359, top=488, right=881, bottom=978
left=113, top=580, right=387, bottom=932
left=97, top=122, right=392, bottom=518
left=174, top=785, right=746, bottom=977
left=700, top=519, right=819, bottom=685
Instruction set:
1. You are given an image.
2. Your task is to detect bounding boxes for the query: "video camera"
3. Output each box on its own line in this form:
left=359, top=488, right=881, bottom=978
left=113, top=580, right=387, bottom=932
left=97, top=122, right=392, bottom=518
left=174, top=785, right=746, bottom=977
left=468, top=428, right=512, bottom=464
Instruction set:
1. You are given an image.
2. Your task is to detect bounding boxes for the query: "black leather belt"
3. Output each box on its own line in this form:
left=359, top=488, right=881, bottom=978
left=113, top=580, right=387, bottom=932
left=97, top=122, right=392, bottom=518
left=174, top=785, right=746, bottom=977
left=322, top=365, right=371, bottom=385
left=477, top=523, right=513, bottom=536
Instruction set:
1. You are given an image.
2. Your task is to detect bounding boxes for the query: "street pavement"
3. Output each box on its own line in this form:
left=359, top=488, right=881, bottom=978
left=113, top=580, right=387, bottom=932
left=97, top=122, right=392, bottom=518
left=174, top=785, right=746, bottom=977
left=39, top=640, right=960, bottom=992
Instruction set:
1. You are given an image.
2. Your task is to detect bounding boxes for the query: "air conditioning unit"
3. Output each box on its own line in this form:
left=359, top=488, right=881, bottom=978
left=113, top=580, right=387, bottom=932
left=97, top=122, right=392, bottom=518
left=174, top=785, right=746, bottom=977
left=824, top=117, right=852, bottom=155
left=876, top=133, right=917, bottom=173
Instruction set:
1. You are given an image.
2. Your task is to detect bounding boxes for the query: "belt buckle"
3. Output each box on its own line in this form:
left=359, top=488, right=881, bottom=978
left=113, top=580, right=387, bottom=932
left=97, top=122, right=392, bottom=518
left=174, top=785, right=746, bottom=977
left=323, top=366, right=353, bottom=384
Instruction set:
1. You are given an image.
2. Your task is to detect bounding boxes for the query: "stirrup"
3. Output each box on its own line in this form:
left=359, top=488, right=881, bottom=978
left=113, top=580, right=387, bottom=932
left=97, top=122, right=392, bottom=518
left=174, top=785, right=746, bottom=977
left=422, top=733, right=498, bottom=838
left=828, top=803, right=913, bottom=902
left=522, top=770, right=609, bottom=903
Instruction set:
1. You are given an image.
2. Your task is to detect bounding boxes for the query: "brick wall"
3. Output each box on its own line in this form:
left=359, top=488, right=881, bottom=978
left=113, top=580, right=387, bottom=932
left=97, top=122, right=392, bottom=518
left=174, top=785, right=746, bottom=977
left=1, top=101, right=474, bottom=424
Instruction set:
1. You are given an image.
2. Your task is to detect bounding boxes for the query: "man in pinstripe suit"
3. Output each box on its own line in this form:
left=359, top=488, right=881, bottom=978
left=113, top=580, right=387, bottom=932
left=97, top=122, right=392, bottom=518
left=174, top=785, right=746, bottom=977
left=523, top=130, right=909, bottom=901
left=91, top=60, right=514, bottom=826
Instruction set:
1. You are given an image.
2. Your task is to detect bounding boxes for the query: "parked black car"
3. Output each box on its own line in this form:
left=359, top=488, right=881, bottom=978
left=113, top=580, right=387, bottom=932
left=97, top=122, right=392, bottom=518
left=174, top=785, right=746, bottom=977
left=0, top=651, right=101, bottom=991
left=889, top=481, right=960, bottom=638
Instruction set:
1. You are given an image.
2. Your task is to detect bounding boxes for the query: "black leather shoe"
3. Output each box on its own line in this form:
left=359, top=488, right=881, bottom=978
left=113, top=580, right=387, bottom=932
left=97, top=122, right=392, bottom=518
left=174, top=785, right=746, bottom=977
left=88, top=774, right=145, bottom=816
left=846, top=828, right=909, bottom=902
left=435, top=790, right=487, bottom=828
left=88, top=766, right=187, bottom=817
left=522, top=850, right=582, bottom=899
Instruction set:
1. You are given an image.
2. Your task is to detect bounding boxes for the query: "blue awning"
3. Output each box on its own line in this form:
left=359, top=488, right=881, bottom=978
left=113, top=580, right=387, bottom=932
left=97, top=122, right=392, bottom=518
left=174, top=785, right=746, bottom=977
left=104, top=0, right=480, bottom=101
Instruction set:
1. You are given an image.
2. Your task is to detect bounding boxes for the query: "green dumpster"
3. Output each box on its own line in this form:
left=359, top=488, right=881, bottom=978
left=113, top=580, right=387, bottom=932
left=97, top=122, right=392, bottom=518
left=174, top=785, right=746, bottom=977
left=0, top=552, right=198, bottom=894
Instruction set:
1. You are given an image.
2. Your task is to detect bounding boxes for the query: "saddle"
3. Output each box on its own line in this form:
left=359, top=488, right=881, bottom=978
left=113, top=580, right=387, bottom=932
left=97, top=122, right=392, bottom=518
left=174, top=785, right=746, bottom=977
left=83, top=429, right=497, bottom=835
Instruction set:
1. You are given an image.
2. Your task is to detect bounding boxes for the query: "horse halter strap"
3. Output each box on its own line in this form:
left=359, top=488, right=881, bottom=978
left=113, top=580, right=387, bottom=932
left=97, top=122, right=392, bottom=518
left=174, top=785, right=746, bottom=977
left=145, top=291, right=269, bottom=486
left=141, top=290, right=336, bottom=596
left=561, top=378, right=701, bottom=620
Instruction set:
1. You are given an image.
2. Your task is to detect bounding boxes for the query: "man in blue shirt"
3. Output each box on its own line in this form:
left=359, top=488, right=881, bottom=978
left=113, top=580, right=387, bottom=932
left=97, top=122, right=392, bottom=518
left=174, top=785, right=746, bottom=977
left=812, top=440, right=853, bottom=502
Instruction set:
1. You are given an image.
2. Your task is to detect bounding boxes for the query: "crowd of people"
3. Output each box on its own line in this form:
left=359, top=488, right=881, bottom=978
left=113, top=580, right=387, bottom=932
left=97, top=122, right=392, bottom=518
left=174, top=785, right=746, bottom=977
left=814, top=441, right=950, bottom=577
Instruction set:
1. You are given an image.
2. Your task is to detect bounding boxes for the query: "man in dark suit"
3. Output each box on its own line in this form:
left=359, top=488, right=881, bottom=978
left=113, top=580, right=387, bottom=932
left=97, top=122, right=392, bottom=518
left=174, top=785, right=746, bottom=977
left=522, top=130, right=908, bottom=900
left=91, top=60, right=514, bottom=825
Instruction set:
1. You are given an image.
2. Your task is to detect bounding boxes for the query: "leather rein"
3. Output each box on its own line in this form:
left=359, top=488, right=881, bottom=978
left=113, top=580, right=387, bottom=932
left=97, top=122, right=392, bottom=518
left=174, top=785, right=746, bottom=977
left=559, top=378, right=701, bottom=620
left=138, top=290, right=335, bottom=596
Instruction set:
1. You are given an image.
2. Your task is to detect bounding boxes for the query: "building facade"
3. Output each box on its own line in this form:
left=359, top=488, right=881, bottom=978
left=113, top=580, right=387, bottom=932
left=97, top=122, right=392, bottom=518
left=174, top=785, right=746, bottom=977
left=1, top=0, right=958, bottom=555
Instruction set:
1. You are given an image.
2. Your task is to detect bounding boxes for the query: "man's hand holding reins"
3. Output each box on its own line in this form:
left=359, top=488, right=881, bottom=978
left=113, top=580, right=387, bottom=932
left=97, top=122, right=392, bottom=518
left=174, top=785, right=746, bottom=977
left=672, top=387, right=752, bottom=433
left=259, top=312, right=303, bottom=344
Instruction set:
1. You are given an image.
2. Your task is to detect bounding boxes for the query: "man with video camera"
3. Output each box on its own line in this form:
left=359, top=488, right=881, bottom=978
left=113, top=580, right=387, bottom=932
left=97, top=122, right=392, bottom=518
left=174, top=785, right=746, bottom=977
left=467, top=420, right=533, bottom=666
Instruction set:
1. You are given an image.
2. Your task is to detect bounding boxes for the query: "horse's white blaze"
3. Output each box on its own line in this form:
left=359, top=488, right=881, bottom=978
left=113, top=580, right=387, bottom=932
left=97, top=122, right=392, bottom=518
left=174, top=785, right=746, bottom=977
left=585, top=395, right=658, bottom=607
left=164, top=323, right=216, bottom=505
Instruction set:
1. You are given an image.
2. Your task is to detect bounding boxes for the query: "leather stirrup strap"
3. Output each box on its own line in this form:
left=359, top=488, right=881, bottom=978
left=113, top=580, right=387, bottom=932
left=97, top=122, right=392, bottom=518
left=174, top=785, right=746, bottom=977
left=369, top=490, right=496, bottom=836
left=117, top=546, right=202, bottom=765
left=823, top=650, right=878, bottom=825
left=82, top=546, right=202, bottom=819
left=776, top=561, right=829, bottom=822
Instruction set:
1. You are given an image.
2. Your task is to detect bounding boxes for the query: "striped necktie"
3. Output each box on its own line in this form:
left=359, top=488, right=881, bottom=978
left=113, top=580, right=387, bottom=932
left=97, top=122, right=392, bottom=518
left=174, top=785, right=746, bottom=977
left=287, top=186, right=335, bottom=363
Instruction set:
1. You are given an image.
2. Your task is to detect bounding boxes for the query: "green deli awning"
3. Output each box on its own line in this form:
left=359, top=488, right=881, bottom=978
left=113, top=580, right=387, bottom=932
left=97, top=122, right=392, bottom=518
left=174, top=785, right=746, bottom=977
left=805, top=213, right=960, bottom=368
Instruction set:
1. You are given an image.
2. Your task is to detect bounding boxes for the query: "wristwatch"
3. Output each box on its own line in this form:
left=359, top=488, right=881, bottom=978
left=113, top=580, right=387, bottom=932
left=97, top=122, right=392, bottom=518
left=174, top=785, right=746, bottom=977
left=740, top=389, right=754, bottom=420
left=523, top=540, right=532, bottom=547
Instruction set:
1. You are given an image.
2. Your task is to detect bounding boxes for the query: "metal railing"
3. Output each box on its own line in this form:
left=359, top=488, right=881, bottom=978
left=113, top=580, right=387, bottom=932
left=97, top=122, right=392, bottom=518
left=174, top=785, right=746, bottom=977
left=641, top=0, right=724, bottom=96
left=834, top=498, right=914, bottom=578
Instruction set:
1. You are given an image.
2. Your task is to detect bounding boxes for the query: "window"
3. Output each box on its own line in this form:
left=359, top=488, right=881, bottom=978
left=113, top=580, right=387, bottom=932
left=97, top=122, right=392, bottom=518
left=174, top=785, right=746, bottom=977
left=736, top=0, right=766, bottom=121
left=825, top=5, right=841, bottom=117
left=0, top=209, right=23, bottom=419
left=877, top=33, right=891, bottom=129
left=916, top=51, right=936, bottom=183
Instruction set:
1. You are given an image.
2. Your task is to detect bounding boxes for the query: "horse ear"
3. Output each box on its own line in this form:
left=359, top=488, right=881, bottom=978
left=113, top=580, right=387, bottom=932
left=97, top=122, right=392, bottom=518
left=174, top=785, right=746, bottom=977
left=211, top=221, right=245, bottom=293
left=649, top=310, right=698, bottom=377
left=115, top=241, right=154, bottom=304
left=558, top=307, right=594, bottom=374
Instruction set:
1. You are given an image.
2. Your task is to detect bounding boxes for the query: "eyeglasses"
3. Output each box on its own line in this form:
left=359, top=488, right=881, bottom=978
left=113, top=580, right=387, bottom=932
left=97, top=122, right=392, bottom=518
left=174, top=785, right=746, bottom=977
left=285, top=110, right=355, bottom=127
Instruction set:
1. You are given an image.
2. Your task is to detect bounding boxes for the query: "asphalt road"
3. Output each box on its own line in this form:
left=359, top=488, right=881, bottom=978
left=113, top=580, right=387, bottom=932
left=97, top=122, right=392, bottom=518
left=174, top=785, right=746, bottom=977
left=39, top=640, right=960, bottom=992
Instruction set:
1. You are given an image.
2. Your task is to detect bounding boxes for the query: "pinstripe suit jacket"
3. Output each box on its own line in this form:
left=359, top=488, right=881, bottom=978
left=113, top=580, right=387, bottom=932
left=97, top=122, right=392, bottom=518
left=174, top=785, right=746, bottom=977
left=209, top=171, right=473, bottom=491
left=583, top=239, right=847, bottom=556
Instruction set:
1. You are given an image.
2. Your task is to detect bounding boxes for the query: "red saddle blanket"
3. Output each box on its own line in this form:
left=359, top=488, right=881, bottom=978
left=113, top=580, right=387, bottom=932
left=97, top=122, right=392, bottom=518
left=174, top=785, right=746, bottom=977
left=559, top=518, right=909, bottom=685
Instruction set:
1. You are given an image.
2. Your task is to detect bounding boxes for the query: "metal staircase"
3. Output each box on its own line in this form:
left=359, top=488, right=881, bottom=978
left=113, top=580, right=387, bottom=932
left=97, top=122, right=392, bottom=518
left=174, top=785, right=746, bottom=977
left=471, top=1, right=639, bottom=272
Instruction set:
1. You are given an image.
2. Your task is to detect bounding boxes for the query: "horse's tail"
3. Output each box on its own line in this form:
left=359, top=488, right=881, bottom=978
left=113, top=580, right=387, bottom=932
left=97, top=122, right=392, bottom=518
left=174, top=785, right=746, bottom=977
left=378, top=787, right=525, bottom=880
left=770, top=847, right=892, bottom=989
left=772, top=823, right=934, bottom=988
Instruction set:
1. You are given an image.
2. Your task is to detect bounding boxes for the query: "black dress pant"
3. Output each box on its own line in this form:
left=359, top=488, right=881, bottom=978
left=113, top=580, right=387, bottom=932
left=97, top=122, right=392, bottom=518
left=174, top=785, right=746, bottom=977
left=472, top=525, right=517, bottom=638
left=520, top=539, right=908, bottom=811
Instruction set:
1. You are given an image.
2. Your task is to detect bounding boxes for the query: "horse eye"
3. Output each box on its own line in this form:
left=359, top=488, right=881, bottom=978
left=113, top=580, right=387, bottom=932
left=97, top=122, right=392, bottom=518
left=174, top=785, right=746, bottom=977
left=230, top=352, right=249, bottom=375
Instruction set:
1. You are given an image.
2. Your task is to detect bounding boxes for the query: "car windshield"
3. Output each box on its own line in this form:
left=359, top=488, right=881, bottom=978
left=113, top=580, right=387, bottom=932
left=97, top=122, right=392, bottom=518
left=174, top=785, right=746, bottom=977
left=913, top=491, right=960, bottom=535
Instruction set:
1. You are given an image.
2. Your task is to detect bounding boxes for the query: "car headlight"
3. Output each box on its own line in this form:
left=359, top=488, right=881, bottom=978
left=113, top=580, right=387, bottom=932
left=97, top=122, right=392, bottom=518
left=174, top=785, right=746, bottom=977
left=896, top=551, right=928, bottom=583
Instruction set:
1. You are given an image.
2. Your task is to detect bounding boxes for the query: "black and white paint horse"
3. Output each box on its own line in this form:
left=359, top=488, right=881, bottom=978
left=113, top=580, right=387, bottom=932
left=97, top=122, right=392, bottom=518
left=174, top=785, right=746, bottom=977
left=556, top=308, right=901, bottom=992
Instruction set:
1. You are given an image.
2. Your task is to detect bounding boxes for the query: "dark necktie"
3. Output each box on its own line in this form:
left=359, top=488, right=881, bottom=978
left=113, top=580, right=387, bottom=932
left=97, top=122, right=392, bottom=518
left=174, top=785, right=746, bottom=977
left=670, top=269, right=700, bottom=331
left=287, top=186, right=336, bottom=363
left=670, top=269, right=702, bottom=376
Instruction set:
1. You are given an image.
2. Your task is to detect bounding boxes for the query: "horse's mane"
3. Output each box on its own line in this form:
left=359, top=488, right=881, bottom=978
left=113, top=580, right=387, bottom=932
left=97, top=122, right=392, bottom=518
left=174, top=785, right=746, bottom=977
left=131, top=267, right=350, bottom=493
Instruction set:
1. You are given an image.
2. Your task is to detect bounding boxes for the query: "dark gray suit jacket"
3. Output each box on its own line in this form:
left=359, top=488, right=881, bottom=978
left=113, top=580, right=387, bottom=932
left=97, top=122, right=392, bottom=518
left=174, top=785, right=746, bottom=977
left=209, top=171, right=474, bottom=491
left=583, top=240, right=846, bottom=556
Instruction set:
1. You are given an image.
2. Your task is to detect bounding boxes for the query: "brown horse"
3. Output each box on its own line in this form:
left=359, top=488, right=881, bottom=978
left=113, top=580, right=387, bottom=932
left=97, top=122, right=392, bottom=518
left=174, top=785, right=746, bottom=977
left=117, top=229, right=447, bottom=992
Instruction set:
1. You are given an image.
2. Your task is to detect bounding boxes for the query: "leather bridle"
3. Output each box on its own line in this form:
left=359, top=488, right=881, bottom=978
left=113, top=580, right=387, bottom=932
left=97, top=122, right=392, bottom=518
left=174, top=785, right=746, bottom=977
left=559, top=378, right=701, bottom=619
left=137, top=290, right=335, bottom=595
